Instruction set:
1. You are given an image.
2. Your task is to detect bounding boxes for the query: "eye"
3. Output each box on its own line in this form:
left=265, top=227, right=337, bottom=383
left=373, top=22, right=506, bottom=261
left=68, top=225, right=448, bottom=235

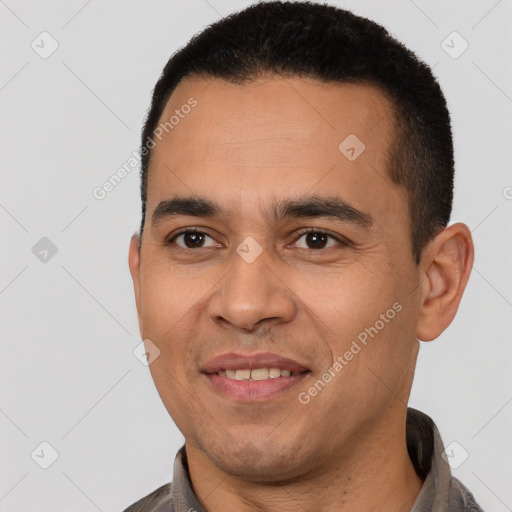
left=294, top=230, right=344, bottom=250
left=168, top=230, right=220, bottom=249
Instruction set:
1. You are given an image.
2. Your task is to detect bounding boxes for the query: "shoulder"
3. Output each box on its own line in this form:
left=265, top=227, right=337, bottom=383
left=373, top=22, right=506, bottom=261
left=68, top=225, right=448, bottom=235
left=451, top=477, right=485, bottom=512
left=122, top=482, right=173, bottom=512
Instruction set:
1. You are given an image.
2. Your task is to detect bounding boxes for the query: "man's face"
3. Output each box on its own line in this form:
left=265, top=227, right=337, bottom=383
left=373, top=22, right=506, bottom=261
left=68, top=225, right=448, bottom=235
left=129, top=76, right=423, bottom=479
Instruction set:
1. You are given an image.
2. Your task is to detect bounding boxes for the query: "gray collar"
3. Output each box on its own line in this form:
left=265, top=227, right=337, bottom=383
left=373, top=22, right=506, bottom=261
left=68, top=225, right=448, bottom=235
left=124, top=407, right=484, bottom=511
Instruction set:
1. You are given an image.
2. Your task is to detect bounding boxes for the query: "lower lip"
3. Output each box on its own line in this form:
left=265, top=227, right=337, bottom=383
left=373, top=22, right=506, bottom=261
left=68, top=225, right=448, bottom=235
left=204, top=373, right=309, bottom=401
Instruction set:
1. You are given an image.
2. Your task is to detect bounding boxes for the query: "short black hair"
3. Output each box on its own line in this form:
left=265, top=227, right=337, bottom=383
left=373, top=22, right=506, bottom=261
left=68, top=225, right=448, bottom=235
left=138, top=0, right=454, bottom=263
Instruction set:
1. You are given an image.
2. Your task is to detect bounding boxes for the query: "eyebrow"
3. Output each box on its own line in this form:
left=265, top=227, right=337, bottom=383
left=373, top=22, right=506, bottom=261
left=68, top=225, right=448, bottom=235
left=152, top=197, right=219, bottom=226
left=273, top=196, right=372, bottom=228
left=151, top=195, right=373, bottom=229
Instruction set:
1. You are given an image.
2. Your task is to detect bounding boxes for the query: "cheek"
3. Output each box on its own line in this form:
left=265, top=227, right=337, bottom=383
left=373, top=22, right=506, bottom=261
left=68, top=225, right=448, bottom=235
left=139, top=269, right=202, bottom=422
left=139, top=259, right=203, bottom=338
left=295, top=264, right=396, bottom=339
left=148, top=360, right=201, bottom=437
left=296, top=261, right=416, bottom=380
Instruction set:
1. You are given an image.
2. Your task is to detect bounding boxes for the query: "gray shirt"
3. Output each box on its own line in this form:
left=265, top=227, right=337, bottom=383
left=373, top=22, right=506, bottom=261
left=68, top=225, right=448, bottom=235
left=122, top=408, right=484, bottom=512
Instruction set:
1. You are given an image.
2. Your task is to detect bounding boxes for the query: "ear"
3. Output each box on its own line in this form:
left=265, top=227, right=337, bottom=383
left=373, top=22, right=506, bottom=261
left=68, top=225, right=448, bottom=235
left=128, top=233, right=143, bottom=336
left=416, top=223, right=474, bottom=341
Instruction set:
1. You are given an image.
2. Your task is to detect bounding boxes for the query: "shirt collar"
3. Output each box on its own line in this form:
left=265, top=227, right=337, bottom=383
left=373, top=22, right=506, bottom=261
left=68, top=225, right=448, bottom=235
left=168, top=407, right=482, bottom=512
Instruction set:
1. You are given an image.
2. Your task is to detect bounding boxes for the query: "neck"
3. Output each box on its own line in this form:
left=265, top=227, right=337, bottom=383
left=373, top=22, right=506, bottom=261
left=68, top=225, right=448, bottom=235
left=185, top=405, right=424, bottom=512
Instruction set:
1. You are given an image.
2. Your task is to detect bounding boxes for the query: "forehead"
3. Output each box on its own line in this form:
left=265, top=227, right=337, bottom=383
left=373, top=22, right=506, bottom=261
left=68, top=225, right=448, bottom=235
left=158, top=74, right=394, bottom=156
left=147, top=75, right=403, bottom=225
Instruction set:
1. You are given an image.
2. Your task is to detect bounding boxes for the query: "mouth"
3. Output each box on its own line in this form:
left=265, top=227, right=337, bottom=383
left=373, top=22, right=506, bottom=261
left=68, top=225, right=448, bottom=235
left=201, top=352, right=311, bottom=401
left=216, top=367, right=301, bottom=380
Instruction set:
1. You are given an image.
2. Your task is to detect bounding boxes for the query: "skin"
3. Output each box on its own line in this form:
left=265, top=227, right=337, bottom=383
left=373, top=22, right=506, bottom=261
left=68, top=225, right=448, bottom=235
left=128, top=75, right=474, bottom=512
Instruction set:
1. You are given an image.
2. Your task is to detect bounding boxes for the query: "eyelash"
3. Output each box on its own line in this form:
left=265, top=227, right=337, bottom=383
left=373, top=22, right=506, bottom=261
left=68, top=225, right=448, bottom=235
left=292, top=228, right=348, bottom=249
left=165, top=227, right=348, bottom=250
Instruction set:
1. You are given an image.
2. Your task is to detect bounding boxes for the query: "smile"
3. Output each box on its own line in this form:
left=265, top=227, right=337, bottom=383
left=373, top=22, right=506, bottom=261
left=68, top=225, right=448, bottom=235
left=201, top=353, right=311, bottom=401
left=216, top=368, right=299, bottom=380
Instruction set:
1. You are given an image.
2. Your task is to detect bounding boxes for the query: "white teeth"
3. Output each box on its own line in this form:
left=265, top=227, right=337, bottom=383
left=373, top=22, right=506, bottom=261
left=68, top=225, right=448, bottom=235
left=268, top=368, right=281, bottom=378
left=251, top=368, right=269, bottom=381
left=216, top=368, right=298, bottom=380
left=235, top=369, right=251, bottom=380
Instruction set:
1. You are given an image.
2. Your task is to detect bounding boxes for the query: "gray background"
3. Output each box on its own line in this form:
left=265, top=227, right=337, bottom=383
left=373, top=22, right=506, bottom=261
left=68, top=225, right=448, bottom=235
left=1, top=0, right=511, bottom=510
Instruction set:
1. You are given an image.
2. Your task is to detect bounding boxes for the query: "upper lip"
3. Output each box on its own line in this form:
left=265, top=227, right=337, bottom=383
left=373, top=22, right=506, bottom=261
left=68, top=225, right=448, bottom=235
left=201, top=352, right=310, bottom=374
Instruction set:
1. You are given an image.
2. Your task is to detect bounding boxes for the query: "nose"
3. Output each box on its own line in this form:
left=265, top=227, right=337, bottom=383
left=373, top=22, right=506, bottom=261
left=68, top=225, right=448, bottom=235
left=207, top=246, right=297, bottom=332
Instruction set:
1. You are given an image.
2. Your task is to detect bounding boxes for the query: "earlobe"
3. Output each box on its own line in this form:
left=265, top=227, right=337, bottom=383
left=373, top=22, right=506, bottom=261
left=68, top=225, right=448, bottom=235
left=128, top=233, right=143, bottom=335
left=416, top=223, right=474, bottom=341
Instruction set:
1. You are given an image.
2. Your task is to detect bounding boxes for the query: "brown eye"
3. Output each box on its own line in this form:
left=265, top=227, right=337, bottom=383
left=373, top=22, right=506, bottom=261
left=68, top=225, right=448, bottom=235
left=170, top=231, right=219, bottom=249
left=305, top=232, right=328, bottom=249
left=295, top=231, right=339, bottom=250
left=182, top=232, right=206, bottom=248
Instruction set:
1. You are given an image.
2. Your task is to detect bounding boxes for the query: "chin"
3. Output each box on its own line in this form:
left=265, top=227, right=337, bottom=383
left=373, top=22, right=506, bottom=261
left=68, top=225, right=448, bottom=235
left=200, top=435, right=308, bottom=482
